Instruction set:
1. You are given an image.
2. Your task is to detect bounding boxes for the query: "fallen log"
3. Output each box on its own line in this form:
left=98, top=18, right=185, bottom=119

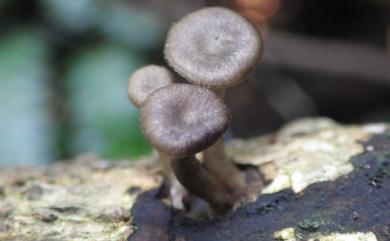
left=1, top=118, right=389, bottom=241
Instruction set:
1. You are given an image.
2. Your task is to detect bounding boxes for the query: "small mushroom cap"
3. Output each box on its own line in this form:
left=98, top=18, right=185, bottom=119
left=128, top=65, right=175, bottom=107
left=141, top=84, right=230, bottom=156
left=165, top=7, right=262, bottom=88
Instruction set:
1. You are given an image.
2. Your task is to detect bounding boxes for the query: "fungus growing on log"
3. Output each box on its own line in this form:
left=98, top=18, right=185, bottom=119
left=165, top=7, right=263, bottom=194
left=127, top=65, right=187, bottom=210
left=127, top=65, right=175, bottom=167
left=141, top=84, right=234, bottom=214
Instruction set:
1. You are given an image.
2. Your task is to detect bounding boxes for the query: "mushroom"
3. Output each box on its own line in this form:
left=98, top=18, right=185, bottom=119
left=128, top=65, right=175, bottom=108
left=164, top=7, right=263, bottom=193
left=141, top=84, right=234, bottom=214
left=127, top=65, right=187, bottom=209
left=165, top=7, right=262, bottom=88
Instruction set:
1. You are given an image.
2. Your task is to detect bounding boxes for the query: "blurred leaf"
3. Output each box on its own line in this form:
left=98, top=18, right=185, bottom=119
left=98, top=2, right=166, bottom=51
left=65, top=43, right=151, bottom=159
left=40, top=0, right=166, bottom=51
left=39, top=0, right=100, bottom=32
left=0, top=29, right=55, bottom=166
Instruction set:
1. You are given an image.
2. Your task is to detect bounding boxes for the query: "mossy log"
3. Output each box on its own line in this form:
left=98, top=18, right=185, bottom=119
left=1, top=118, right=390, bottom=241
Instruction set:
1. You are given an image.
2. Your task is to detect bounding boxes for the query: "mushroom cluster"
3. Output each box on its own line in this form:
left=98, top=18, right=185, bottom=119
left=127, top=7, right=263, bottom=215
left=127, top=65, right=188, bottom=210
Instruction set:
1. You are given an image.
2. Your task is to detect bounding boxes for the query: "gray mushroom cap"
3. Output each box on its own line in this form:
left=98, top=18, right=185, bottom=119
left=165, top=7, right=262, bottom=88
left=141, top=84, right=230, bottom=156
left=128, top=65, right=175, bottom=107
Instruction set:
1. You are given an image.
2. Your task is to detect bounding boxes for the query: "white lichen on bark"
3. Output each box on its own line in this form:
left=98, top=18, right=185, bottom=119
left=273, top=227, right=378, bottom=241
left=227, top=117, right=387, bottom=193
left=0, top=155, right=161, bottom=241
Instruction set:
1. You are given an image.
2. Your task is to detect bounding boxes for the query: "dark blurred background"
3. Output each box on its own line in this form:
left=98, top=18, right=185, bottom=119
left=1, top=0, right=390, bottom=166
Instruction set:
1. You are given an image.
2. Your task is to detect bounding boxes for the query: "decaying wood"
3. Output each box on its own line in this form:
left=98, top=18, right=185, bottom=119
left=0, top=155, right=162, bottom=241
left=1, top=118, right=390, bottom=241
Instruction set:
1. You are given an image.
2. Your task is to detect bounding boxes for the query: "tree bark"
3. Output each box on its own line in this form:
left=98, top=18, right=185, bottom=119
left=1, top=118, right=389, bottom=241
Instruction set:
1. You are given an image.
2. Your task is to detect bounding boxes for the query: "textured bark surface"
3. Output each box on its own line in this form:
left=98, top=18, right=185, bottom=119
left=1, top=118, right=390, bottom=241
left=0, top=155, right=162, bottom=241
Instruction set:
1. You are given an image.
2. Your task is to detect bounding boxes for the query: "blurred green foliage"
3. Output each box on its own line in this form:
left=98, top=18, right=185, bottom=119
left=0, top=30, right=55, bottom=166
left=40, top=0, right=100, bottom=32
left=65, top=44, right=151, bottom=159
left=0, top=0, right=166, bottom=166
left=40, top=0, right=165, bottom=50
left=98, top=2, right=165, bottom=50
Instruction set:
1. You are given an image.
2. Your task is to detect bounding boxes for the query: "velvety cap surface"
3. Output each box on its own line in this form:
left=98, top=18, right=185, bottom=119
left=141, top=84, right=230, bottom=156
left=128, top=65, right=174, bottom=107
left=165, top=7, right=262, bottom=88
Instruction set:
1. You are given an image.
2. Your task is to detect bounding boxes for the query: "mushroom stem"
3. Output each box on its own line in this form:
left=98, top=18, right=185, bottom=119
left=202, top=89, right=246, bottom=192
left=203, top=138, right=246, bottom=192
left=158, top=152, right=171, bottom=176
left=159, top=152, right=187, bottom=210
left=171, top=156, right=234, bottom=214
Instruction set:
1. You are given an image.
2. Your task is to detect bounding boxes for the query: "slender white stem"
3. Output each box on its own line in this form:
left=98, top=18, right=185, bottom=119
left=202, top=89, right=246, bottom=192
left=158, top=152, right=171, bottom=176
left=203, top=138, right=246, bottom=192
left=159, top=151, right=187, bottom=210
